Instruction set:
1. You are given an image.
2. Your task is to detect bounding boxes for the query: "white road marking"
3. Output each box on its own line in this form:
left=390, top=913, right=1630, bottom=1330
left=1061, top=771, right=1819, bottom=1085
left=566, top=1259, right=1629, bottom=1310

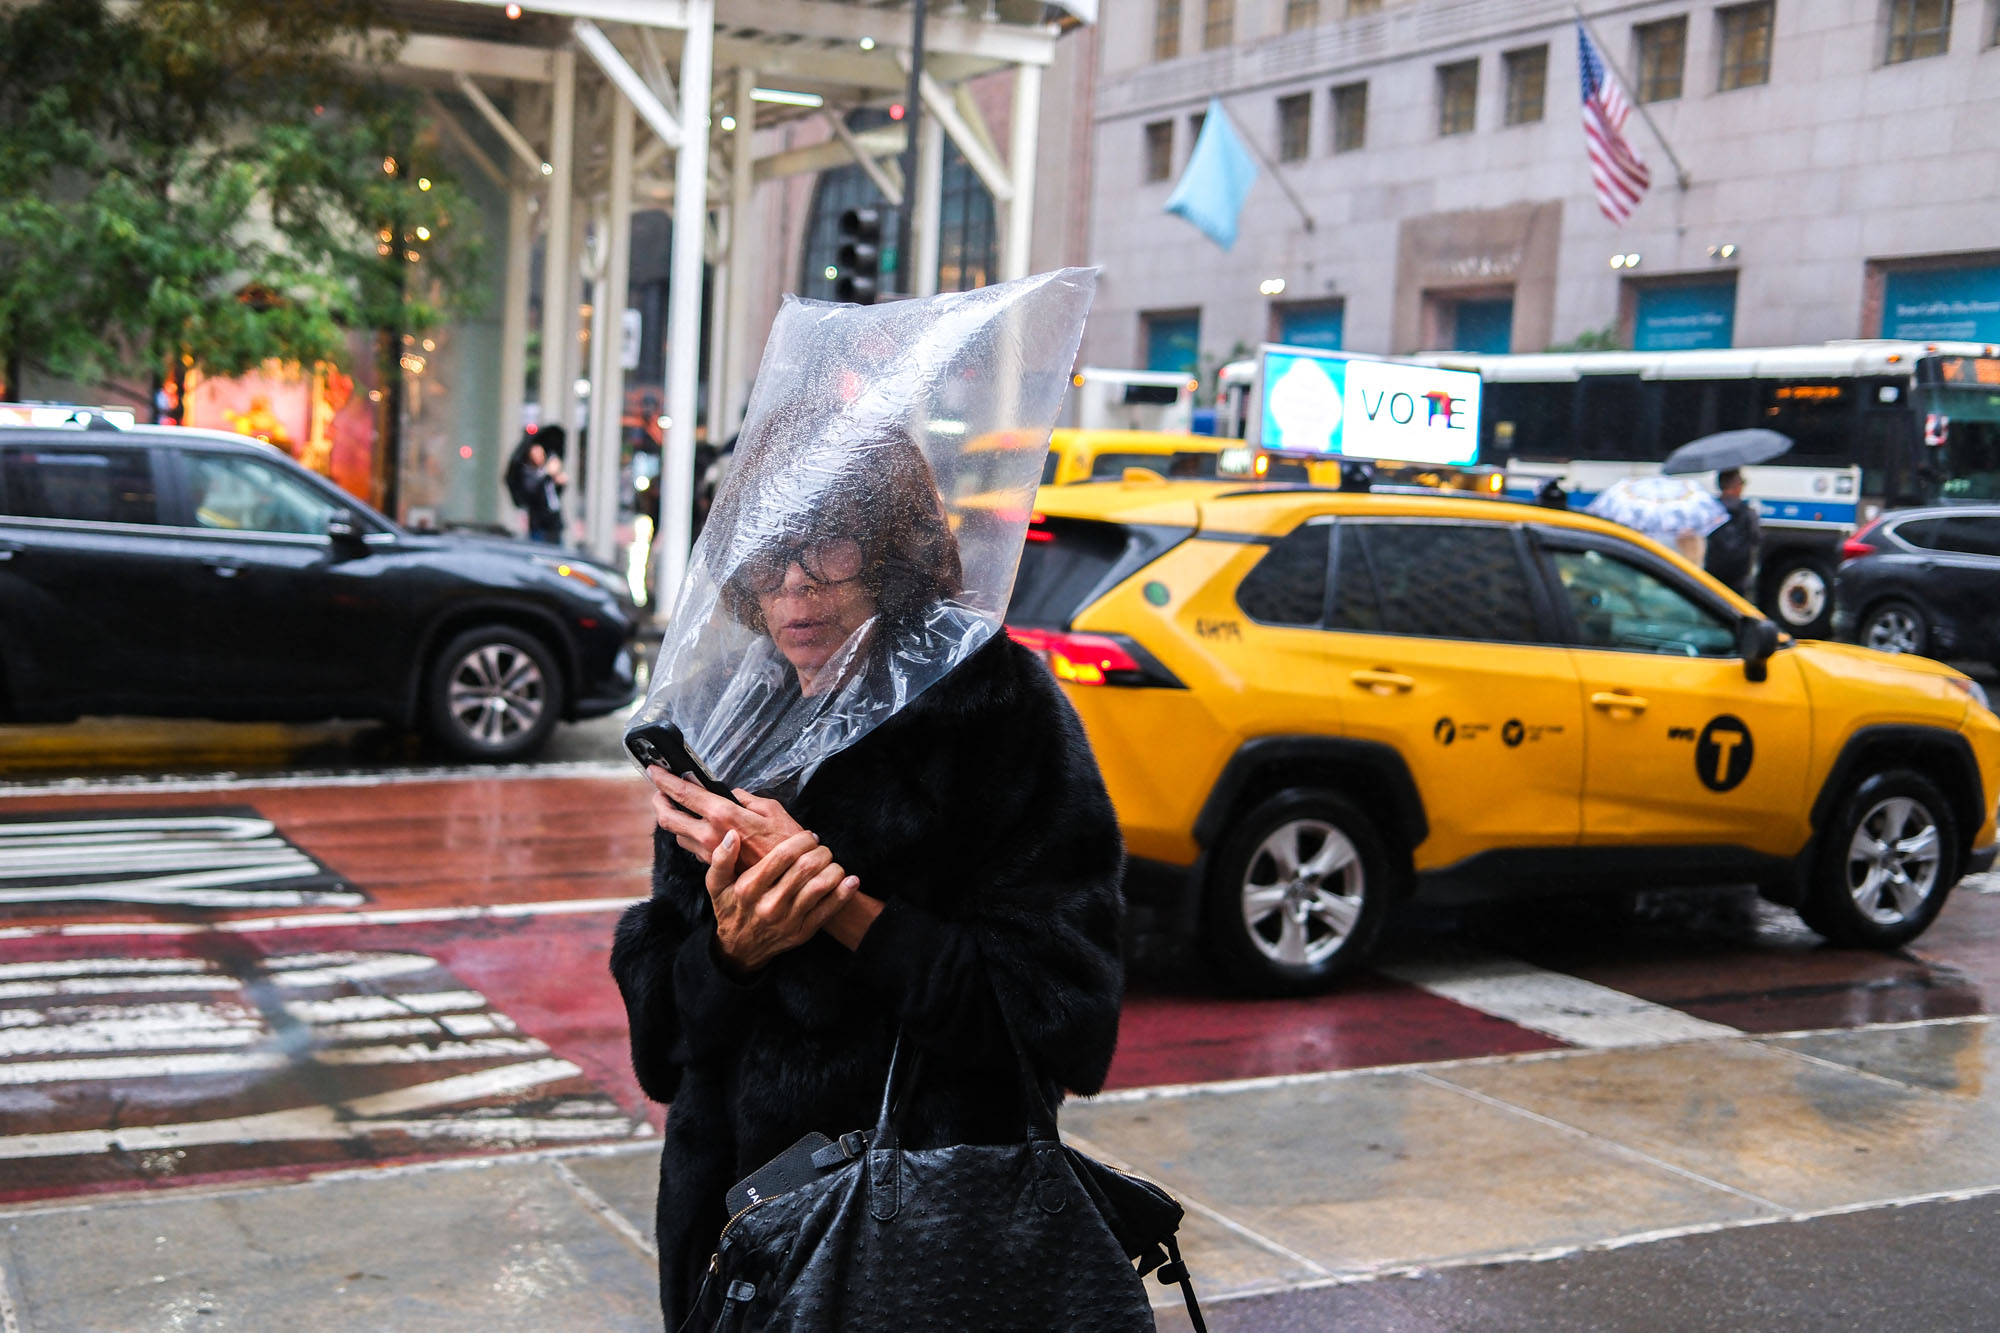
left=1377, top=952, right=1740, bottom=1048
left=309, top=1017, right=446, bottom=1041
left=553, top=1156, right=660, bottom=1260
left=0, top=896, right=640, bottom=941
left=0, top=863, right=362, bottom=909
left=0, top=1058, right=587, bottom=1160
left=0, top=812, right=361, bottom=908
left=0, top=957, right=217, bottom=980
left=0, top=1050, right=290, bottom=1086
left=313, top=1037, right=551, bottom=1066
left=0, top=975, right=241, bottom=999
left=0, top=816, right=276, bottom=840
left=0, top=762, right=631, bottom=798
left=373, top=1116, right=636, bottom=1143
left=282, top=991, right=488, bottom=1023
left=0, top=1257, right=19, bottom=1333
left=266, top=954, right=440, bottom=987
left=0, top=1002, right=263, bottom=1056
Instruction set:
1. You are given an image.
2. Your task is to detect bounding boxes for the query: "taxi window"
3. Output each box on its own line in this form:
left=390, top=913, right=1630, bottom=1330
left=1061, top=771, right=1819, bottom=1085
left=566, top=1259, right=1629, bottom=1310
left=0, top=448, right=158, bottom=524
left=1236, top=521, right=1329, bottom=626
left=1041, top=453, right=1060, bottom=485
left=1551, top=548, right=1736, bottom=656
left=1346, top=523, right=1541, bottom=643
left=1087, top=450, right=1218, bottom=480
left=178, top=452, right=339, bottom=536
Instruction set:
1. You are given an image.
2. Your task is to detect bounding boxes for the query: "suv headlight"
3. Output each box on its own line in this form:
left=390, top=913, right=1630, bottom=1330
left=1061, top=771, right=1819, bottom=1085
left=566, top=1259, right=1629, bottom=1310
left=1948, top=675, right=1991, bottom=714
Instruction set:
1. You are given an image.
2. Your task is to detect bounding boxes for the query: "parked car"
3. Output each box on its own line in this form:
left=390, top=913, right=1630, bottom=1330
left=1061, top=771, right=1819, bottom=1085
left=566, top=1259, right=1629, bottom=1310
left=1834, top=507, right=2000, bottom=667
left=1010, top=479, right=2000, bottom=994
left=0, top=420, right=638, bottom=760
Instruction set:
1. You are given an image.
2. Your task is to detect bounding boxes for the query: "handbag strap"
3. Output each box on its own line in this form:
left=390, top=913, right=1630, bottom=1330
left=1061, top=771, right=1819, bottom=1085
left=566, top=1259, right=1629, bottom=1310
left=870, top=1007, right=1060, bottom=1150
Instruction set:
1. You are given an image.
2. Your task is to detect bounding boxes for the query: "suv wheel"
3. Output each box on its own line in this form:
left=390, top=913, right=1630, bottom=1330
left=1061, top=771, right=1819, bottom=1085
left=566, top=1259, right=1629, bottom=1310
left=1800, top=769, right=1958, bottom=948
left=1204, top=789, right=1393, bottom=995
left=425, top=626, right=562, bottom=762
left=1858, top=600, right=1927, bottom=656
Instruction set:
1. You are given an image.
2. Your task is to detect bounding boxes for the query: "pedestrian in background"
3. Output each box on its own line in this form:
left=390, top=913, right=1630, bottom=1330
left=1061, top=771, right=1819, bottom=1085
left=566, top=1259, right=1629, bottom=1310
left=507, top=426, right=567, bottom=545
left=1706, top=467, right=1761, bottom=597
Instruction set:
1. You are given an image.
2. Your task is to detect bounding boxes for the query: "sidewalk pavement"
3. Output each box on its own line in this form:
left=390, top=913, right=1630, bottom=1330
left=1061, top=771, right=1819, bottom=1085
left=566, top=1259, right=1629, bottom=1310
left=5, top=1014, right=1998, bottom=1330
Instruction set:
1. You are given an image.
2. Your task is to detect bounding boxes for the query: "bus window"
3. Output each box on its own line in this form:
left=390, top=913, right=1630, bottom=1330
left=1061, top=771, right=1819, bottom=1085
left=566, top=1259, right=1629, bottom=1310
left=1576, top=375, right=1651, bottom=462
left=1760, top=381, right=1857, bottom=462
left=1484, top=381, right=1574, bottom=462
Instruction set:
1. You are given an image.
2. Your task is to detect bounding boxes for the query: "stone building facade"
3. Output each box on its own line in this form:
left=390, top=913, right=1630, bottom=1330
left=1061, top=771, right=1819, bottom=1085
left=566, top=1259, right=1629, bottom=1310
left=1087, top=0, right=2000, bottom=380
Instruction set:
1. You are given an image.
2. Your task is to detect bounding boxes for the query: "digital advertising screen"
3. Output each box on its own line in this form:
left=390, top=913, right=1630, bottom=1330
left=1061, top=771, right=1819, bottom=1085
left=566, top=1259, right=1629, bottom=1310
left=1255, top=345, right=1482, bottom=467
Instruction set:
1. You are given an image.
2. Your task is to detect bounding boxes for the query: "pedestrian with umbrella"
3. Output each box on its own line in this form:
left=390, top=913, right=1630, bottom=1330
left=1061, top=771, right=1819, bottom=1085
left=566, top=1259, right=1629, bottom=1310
left=1662, top=429, right=1792, bottom=597
left=1585, top=474, right=1730, bottom=565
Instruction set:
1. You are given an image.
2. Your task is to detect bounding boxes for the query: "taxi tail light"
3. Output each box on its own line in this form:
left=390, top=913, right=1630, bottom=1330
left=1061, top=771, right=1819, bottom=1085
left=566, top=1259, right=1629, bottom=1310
left=1841, top=519, right=1884, bottom=562
left=1005, top=626, right=1183, bottom=688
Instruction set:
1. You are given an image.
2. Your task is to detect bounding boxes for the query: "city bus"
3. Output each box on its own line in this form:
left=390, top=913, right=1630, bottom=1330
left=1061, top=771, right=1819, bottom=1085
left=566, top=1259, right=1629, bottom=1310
left=1404, top=341, right=2000, bottom=635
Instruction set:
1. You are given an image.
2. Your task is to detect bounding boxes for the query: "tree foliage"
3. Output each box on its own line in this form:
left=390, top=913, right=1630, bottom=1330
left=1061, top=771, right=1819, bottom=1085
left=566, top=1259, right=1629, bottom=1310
left=0, top=0, right=482, bottom=397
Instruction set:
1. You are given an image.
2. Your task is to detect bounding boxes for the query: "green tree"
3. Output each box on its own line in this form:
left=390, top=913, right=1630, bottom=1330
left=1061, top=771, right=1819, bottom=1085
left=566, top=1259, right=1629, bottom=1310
left=0, top=0, right=480, bottom=457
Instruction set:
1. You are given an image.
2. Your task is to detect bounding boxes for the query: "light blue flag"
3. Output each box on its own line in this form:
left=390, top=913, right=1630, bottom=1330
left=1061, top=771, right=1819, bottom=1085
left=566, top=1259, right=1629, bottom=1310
left=1165, top=99, right=1258, bottom=251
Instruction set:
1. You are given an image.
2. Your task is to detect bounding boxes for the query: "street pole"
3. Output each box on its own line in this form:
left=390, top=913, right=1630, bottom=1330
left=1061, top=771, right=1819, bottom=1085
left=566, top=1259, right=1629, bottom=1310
left=894, top=0, right=928, bottom=297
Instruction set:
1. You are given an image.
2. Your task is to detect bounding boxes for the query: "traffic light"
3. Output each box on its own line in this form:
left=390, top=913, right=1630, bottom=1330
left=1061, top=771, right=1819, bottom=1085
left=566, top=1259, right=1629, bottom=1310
left=834, top=207, right=882, bottom=305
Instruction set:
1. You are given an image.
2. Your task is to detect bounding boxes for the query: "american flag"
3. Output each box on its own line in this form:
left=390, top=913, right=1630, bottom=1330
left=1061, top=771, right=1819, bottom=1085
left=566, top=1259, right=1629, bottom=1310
left=1577, top=21, right=1651, bottom=224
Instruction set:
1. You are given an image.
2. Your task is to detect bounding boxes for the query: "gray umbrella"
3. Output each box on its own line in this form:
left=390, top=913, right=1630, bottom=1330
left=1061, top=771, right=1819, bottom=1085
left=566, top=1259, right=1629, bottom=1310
left=1661, top=429, right=1792, bottom=475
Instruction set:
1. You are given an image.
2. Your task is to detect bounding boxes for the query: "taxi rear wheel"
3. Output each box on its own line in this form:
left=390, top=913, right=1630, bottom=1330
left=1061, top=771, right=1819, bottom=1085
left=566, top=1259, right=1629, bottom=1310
left=1800, top=769, right=1959, bottom=949
left=1204, top=789, right=1393, bottom=995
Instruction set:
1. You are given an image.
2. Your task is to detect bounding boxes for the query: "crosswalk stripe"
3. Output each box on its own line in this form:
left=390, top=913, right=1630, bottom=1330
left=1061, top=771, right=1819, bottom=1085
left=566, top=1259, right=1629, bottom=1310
left=1378, top=952, right=1740, bottom=1048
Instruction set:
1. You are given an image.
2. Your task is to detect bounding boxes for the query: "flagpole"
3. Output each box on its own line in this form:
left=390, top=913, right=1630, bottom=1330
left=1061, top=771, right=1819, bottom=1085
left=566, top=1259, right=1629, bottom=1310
left=1575, top=5, right=1691, bottom=191
left=1216, top=98, right=1317, bottom=233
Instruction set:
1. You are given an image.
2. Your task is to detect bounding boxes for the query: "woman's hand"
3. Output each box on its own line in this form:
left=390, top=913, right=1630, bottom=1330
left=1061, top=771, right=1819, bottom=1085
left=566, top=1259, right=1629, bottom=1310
left=707, top=829, right=859, bottom=975
left=647, top=767, right=806, bottom=865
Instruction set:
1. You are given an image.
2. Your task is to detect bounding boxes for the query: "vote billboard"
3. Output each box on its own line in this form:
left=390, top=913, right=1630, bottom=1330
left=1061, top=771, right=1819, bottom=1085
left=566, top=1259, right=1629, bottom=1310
left=1254, top=345, right=1481, bottom=467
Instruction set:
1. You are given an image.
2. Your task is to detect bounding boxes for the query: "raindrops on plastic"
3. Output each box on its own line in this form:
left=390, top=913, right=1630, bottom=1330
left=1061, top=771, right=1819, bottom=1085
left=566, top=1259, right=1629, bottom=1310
left=630, top=267, right=1098, bottom=798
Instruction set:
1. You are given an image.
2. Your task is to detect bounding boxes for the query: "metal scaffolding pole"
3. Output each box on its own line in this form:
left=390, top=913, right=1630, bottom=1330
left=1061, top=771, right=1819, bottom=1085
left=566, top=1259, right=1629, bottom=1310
left=912, top=116, right=944, bottom=298
left=585, top=96, right=633, bottom=563
left=1003, top=61, right=1041, bottom=281
left=537, top=49, right=577, bottom=452
left=656, top=0, right=713, bottom=614
left=497, top=180, right=532, bottom=524
left=724, top=68, right=757, bottom=436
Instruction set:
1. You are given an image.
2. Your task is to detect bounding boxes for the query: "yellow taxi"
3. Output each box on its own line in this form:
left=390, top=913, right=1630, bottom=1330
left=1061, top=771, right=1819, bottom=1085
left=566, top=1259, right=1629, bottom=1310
left=1043, top=429, right=1223, bottom=486
left=1007, top=479, right=2000, bottom=994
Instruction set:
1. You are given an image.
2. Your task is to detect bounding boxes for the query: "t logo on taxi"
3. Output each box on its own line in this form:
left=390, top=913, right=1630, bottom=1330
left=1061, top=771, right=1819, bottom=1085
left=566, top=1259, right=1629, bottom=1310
left=1695, top=715, right=1754, bottom=792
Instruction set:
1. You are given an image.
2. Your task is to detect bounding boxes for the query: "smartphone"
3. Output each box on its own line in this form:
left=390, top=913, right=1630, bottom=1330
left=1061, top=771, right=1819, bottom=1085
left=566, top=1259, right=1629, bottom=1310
left=625, top=723, right=740, bottom=804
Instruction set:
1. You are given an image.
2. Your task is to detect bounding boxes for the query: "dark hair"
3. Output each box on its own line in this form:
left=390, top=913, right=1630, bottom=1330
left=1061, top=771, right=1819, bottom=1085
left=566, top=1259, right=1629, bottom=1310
left=721, top=432, right=964, bottom=636
left=1717, top=468, right=1744, bottom=489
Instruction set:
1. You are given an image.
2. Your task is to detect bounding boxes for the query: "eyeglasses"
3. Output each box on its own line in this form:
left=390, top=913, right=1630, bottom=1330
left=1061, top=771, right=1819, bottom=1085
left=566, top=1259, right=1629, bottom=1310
left=743, top=535, right=866, bottom=595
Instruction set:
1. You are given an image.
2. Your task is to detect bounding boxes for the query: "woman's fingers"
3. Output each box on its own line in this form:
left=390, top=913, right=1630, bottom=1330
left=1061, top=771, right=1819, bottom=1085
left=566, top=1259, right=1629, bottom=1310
left=792, top=865, right=857, bottom=925
left=651, top=792, right=707, bottom=839
left=704, top=830, right=741, bottom=898
left=755, top=845, right=834, bottom=919
left=650, top=768, right=736, bottom=823
left=731, top=830, right=820, bottom=901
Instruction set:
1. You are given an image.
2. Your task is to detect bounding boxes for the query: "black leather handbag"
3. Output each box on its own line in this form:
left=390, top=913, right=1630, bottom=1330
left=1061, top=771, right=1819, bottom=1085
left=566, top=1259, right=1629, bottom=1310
left=682, top=1032, right=1206, bottom=1332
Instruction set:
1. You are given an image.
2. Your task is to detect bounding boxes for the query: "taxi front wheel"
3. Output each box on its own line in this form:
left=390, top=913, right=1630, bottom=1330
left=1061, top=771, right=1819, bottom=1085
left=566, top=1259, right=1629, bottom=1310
left=1800, top=769, right=1959, bottom=949
left=1204, top=789, right=1394, bottom=995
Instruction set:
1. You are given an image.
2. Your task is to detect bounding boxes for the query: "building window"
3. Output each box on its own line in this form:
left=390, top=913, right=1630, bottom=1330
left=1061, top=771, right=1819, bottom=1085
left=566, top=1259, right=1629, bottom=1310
left=1437, top=59, right=1478, bottom=136
left=801, top=110, right=994, bottom=300
left=1203, top=0, right=1234, bottom=49
left=1285, top=0, right=1319, bottom=31
left=1144, top=121, right=1174, bottom=182
left=1716, top=2, right=1775, bottom=89
left=1190, top=110, right=1206, bottom=146
left=1277, top=93, right=1311, bottom=161
left=1348, top=0, right=1382, bottom=13
left=1331, top=81, right=1367, bottom=152
left=1885, top=0, right=1953, bottom=62
left=1503, top=45, right=1548, bottom=124
left=1634, top=16, right=1687, bottom=101
left=1154, top=0, right=1181, bottom=60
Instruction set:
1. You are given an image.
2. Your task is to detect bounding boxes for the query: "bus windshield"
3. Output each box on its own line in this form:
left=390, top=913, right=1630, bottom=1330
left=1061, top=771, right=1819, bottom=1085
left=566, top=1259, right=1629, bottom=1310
left=1921, top=383, right=2000, bottom=501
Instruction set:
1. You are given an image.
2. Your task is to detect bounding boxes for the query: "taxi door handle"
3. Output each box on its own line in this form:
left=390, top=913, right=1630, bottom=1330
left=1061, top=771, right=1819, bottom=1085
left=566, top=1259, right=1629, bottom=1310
left=1351, top=668, right=1415, bottom=693
left=1590, top=691, right=1649, bottom=714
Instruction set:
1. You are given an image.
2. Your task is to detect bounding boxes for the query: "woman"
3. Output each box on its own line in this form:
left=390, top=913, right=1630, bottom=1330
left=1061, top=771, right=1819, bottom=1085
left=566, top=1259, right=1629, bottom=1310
left=508, top=426, right=567, bottom=545
left=610, top=436, right=1127, bottom=1327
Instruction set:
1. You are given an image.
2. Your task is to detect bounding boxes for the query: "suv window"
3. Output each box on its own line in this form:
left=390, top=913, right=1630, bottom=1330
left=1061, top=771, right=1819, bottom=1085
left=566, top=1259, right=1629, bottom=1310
left=1009, top=517, right=1132, bottom=629
left=1338, top=523, right=1541, bottom=643
left=179, top=452, right=339, bottom=536
left=1237, top=521, right=1329, bottom=626
left=1922, top=515, right=2000, bottom=557
left=0, top=447, right=158, bottom=524
left=1551, top=547, right=1736, bottom=656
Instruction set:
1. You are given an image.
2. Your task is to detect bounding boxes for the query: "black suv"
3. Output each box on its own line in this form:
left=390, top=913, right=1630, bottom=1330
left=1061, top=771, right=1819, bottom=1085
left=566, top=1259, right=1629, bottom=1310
left=0, top=421, right=637, bottom=760
left=1835, top=507, right=2000, bottom=668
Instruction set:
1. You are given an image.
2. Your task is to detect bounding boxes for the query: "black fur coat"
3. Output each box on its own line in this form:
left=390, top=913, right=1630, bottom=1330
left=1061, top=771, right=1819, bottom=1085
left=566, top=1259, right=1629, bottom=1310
left=609, top=632, right=1126, bottom=1325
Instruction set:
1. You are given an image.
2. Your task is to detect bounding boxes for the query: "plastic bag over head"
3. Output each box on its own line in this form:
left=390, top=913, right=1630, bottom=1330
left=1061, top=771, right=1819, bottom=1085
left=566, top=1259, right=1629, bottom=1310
left=630, top=267, right=1098, bottom=798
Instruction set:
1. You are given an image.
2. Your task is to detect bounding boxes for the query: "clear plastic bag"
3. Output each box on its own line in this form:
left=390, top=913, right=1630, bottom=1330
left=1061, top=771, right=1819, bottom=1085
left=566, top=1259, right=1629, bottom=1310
left=629, top=268, right=1098, bottom=797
